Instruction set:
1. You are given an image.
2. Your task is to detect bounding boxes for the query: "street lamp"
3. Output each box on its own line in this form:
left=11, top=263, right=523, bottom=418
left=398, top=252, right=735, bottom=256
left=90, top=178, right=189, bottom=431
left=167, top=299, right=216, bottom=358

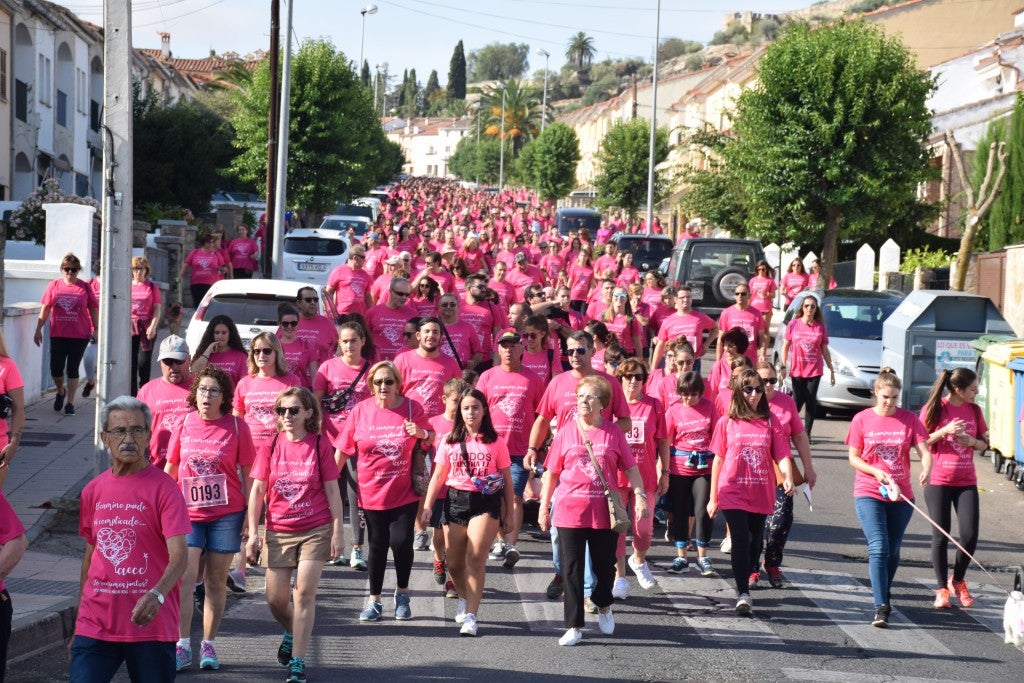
left=497, top=84, right=507, bottom=191
left=537, top=48, right=550, bottom=133
left=359, top=4, right=378, bottom=75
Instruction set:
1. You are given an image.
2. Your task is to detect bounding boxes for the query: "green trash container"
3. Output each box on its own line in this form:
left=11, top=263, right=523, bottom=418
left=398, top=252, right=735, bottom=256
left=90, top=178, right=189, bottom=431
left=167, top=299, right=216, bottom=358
left=971, top=334, right=1021, bottom=433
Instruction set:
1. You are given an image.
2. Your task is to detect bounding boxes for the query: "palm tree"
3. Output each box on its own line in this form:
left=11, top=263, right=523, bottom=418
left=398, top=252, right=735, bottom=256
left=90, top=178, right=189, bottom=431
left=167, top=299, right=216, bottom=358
left=207, top=58, right=254, bottom=92
left=483, top=79, right=542, bottom=154
left=566, top=32, right=596, bottom=86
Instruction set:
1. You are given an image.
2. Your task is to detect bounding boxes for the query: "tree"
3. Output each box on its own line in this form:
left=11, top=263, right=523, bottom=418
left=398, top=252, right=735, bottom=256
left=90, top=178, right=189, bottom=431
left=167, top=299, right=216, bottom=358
left=361, top=60, right=371, bottom=88
left=530, top=122, right=580, bottom=200
left=566, top=32, right=596, bottom=86
left=424, top=70, right=441, bottom=103
left=593, top=119, right=670, bottom=222
left=982, top=97, right=1024, bottom=250
left=448, top=137, right=503, bottom=184
left=448, top=40, right=467, bottom=100
left=658, top=38, right=702, bottom=63
left=725, top=21, right=934, bottom=284
left=468, top=42, right=530, bottom=82
left=230, top=38, right=389, bottom=214
left=677, top=127, right=749, bottom=233
left=483, top=79, right=542, bottom=154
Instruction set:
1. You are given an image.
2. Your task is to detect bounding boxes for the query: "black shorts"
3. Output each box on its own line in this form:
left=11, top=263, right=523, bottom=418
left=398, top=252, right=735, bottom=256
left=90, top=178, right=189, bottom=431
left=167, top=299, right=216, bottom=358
left=444, top=489, right=502, bottom=527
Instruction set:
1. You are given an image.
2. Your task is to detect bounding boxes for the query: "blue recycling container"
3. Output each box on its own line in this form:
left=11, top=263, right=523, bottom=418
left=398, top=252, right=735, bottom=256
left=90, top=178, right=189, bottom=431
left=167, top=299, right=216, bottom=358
left=1010, top=357, right=1024, bottom=467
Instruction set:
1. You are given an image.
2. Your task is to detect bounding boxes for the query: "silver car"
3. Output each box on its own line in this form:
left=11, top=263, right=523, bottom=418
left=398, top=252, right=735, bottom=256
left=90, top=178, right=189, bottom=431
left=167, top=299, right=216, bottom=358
left=772, top=288, right=902, bottom=416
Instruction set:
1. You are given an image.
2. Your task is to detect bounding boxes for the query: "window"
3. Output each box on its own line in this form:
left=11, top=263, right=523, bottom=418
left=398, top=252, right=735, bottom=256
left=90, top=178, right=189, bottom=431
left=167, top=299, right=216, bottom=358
left=37, top=55, right=51, bottom=105
left=15, top=79, right=27, bottom=121
left=0, top=50, right=7, bottom=101
left=90, top=99, right=101, bottom=132
left=56, top=90, right=67, bottom=127
left=77, top=69, right=86, bottom=112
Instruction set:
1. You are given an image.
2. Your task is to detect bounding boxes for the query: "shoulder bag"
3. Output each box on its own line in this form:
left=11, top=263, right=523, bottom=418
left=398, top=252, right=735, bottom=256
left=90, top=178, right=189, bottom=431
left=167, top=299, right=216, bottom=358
left=408, top=399, right=430, bottom=496
left=770, top=415, right=806, bottom=487
left=575, top=418, right=630, bottom=534
left=321, top=361, right=369, bottom=414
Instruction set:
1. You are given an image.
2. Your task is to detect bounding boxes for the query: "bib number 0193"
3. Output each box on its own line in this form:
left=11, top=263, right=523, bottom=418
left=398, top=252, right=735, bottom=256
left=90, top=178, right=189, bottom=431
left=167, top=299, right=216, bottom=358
left=182, top=473, right=229, bottom=509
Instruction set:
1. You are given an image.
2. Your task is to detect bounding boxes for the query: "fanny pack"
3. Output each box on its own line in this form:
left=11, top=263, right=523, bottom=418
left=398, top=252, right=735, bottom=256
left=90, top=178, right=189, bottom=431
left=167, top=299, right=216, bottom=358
left=671, top=447, right=713, bottom=470
left=460, top=442, right=503, bottom=495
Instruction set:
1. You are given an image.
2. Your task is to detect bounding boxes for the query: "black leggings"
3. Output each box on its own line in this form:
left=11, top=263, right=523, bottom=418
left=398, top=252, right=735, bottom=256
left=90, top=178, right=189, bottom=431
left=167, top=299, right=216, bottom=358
left=130, top=335, right=154, bottom=396
left=722, top=509, right=768, bottom=595
left=49, top=337, right=89, bottom=380
left=669, top=473, right=712, bottom=544
left=791, top=375, right=822, bottom=435
left=924, top=484, right=980, bottom=585
left=338, top=457, right=365, bottom=546
left=363, top=501, right=418, bottom=596
left=556, top=526, right=618, bottom=628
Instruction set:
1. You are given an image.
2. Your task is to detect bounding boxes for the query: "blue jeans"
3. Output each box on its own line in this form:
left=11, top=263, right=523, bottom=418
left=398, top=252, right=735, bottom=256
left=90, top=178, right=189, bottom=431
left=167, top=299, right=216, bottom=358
left=550, top=525, right=595, bottom=595
left=854, top=496, right=914, bottom=608
left=70, top=635, right=175, bottom=682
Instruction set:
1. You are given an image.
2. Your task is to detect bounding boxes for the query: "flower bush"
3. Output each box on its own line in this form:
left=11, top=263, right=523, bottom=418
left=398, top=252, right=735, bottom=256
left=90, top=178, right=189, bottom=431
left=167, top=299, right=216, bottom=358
left=9, top=177, right=101, bottom=245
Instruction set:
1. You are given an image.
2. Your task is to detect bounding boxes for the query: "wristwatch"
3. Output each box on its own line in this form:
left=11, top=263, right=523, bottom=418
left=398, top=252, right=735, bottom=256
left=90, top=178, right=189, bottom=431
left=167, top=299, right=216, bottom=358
left=149, top=588, right=165, bottom=605
left=636, top=492, right=648, bottom=500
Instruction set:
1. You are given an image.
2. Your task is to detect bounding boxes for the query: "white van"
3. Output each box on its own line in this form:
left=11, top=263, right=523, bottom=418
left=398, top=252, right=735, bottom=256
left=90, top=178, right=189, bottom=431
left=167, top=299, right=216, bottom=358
left=282, top=228, right=351, bottom=285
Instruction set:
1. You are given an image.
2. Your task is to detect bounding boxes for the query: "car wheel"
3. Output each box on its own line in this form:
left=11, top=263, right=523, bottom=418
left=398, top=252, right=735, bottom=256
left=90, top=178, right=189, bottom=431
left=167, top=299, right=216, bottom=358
left=712, top=267, right=749, bottom=306
left=992, top=449, right=1003, bottom=474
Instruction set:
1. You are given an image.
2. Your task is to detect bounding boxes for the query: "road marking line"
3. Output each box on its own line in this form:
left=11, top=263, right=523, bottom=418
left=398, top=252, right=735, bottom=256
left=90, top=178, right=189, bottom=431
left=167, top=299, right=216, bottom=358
left=786, top=568, right=952, bottom=655
left=407, top=555, right=451, bottom=626
left=783, top=667, right=964, bottom=682
left=513, top=558, right=568, bottom=632
left=914, top=577, right=1009, bottom=639
left=659, top=569, right=784, bottom=645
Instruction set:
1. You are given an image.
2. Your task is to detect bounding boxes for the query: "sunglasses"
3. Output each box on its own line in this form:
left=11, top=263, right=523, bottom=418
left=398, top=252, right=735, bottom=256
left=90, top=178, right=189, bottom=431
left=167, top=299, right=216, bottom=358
left=275, top=405, right=302, bottom=416
left=522, top=332, right=540, bottom=340
left=677, top=358, right=695, bottom=365
left=391, top=290, right=410, bottom=297
left=622, top=374, right=644, bottom=381
left=280, top=320, right=299, bottom=328
left=566, top=347, right=590, bottom=356
left=63, top=267, right=80, bottom=273
left=735, top=291, right=750, bottom=297
left=761, top=377, right=779, bottom=385
left=302, top=296, right=319, bottom=303
left=160, top=358, right=186, bottom=366
left=613, top=293, right=628, bottom=300
left=252, top=347, right=275, bottom=356
left=741, top=385, right=765, bottom=395
left=373, top=378, right=396, bottom=387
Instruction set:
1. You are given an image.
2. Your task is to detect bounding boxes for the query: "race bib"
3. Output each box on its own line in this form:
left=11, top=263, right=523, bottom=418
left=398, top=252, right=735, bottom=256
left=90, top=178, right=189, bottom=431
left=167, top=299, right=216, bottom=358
left=624, top=419, right=645, bottom=445
left=182, top=473, right=229, bottom=509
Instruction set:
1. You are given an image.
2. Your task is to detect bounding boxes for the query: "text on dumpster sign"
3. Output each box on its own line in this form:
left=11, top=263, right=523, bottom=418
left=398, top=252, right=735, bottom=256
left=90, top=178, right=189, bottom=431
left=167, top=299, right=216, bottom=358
left=936, top=340, right=974, bottom=372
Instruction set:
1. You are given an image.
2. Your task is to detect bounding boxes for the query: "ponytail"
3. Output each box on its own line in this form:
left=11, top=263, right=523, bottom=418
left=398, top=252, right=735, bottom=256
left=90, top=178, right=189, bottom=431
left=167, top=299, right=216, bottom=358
left=923, top=369, right=951, bottom=431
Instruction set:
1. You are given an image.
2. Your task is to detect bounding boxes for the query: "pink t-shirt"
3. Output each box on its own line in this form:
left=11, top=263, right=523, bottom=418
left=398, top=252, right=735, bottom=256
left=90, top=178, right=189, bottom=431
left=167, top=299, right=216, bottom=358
left=568, top=264, right=594, bottom=301
left=278, top=336, right=318, bottom=388
left=717, top=306, right=766, bottom=362
left=521, top=348, right=560, bottom=382
left=845, top=407, right=929, bottom=502
left=428, top=414, right=455, bottom=498
left=206, top=349, right=248, bottom=387
left=748, top=275, right=777, bottom=314
left=337, top=397, right=431, bottom=511
left=784, top=319, right=829, bottom=378
left=593, top=255, right=617, bottom=279
left=394, top=352, right=462, bottom=419
left=0, top=357, right=24, bottom=451
left=665, top=398, right=720, bottom=477
left=651, top=372, right=680, bottom=410
left=366, top=303, right=417, bottom=361
left=0, top=491, right=26, bottom=592
left=76, top=465, right=192, bottom=642
left=919, top=399, right=985, bottom=487
left=167, top=412, right=256, bottom=522
left=767, top=391, right=804, bottom=441
left=137, top=377, right=192, bottom=468
left=459, top=300, right=501, bottom=354
left=185, top=248, right=226, bottom=285
left=536, top=370, right=631, bottom=432
left=616, top=396, right=666, bottom=491
left=233, top=373, right=303, bottom=450
left=328, top=264, right=372, bottom=316
left=657, top=310, right=716, bottom=357
left=438, top=320, right=481, bottom=367
left=228, top=237, right=260, bottom=271
left=706, top=356, right=733, bottom=398
left=781, top=272, right=810, bottom=306
left=539, top=254, right=564, bottom=283
left=131, top=281, right=161, bottom=325
left=714, top=389, right=733, bottom=417
left=710, top=417, right=791, bottom=515
left=547, top=422, right=636, bottom=529
left=410, top=296, right=438, bottom=318
left=296, top=315, right=339, bottom=364
left=477, top=366, right=546, bottom=456
left=251, top=432, right=340, bottom=533
left=42, top=278, right=98, bottom=339
left=616, top=267, right=640, bottom=288
left=603, top=315, right=643, bottom=355
left=436, top=436, right=511, bottom=492
left=314, top=358, right=372, bottom=447
left=489, top=279, right=516, bottom=310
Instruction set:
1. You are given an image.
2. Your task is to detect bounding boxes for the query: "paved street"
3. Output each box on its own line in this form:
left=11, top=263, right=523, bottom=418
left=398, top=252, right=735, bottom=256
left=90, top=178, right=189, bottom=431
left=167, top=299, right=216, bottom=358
left=9, top=409, right=1024, bottom=682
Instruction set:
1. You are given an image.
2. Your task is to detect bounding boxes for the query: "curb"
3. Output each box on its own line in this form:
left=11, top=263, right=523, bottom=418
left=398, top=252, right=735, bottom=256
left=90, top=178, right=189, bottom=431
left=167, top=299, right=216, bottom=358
left=24, top=472, right=92, bottom=545
left=8, top=598, right=77, bottom=666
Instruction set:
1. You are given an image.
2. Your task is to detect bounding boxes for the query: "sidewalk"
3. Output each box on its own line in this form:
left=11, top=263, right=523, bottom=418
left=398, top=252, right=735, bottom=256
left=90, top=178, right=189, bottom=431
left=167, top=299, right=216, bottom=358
left=4, top=387, right=101, bottom=665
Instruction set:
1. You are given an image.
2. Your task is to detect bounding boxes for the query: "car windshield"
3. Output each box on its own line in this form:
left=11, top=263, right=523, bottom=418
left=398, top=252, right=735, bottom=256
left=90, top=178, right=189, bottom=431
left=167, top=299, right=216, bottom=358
left=320, top=218, right=369, bottom=235
left=335, top=203, right=374, bottom=219
left=285, top=237, right=347, bottom=257
left=558, top=213, right=601, bottom=235
left=203, top=294, right=294, bottom=327
left=621, top=238, right=673, bottom=262
left=821, top=299, right=899, bottom=340
left=689, top=243, right=756, bottom=272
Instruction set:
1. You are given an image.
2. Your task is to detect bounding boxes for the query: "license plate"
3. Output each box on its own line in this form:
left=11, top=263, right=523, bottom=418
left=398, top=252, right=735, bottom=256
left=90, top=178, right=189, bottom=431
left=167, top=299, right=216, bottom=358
left=687, top=283, right=703, bottom=300
left=298, top=262, right=327, bottom=272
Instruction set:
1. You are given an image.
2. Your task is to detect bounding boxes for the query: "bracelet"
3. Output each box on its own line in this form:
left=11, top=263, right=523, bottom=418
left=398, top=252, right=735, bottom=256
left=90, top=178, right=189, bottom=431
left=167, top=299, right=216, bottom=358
left=527, top=446, right=538, bottom=453
left=148, top=588, right=165, bottom=605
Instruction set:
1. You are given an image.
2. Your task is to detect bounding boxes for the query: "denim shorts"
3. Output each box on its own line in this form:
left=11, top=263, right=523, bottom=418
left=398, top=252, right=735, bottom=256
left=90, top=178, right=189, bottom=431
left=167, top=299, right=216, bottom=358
left=509, top=456, right=529, bottom=498
left=186, top=510, right=245, bottom=553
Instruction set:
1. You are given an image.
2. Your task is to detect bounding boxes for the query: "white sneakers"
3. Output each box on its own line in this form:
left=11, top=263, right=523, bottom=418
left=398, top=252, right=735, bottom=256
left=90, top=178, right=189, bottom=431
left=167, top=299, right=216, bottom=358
left=598, top=609, right=615, bottom=635
left=454, top=598, right=468, bottom=624
left=627, top=555, right=657, bottom=590
left=611, top=577, right=630, bottom=600
left=736, top=593, right=753, bottom=615
left=720, top=536, right=733, bottom=554
left=460, top=613, right=478, bottom=637
left=559, top=627, right=583, bottom=646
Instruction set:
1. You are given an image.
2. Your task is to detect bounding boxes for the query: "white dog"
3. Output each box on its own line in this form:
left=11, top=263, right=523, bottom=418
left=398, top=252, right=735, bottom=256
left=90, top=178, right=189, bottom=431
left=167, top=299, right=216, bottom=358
left=1003, top=590, right=1024, bottom=649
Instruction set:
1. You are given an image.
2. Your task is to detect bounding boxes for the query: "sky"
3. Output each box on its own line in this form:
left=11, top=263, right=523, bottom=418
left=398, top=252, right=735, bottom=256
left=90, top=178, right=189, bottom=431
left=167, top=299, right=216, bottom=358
left=55, top=0, right=811, bottom=81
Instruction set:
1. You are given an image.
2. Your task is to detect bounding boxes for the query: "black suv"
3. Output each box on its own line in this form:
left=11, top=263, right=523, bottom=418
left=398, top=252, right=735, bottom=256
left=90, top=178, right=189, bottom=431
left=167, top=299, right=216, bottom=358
left=664, top=238, right=767, bottom=317
left=610, top=233, right=675, bottom=275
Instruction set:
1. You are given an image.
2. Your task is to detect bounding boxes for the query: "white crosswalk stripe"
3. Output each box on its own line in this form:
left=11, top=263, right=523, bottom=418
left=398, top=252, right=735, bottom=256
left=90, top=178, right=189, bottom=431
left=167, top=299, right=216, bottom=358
left=785, top=568, right=952, bottom=655
left=782, top=668, right=966, bottom=682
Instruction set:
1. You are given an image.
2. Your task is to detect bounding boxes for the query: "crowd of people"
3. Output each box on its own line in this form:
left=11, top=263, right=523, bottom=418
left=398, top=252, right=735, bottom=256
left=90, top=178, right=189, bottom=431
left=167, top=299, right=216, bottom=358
left=13, top=178, right=991, bottom=681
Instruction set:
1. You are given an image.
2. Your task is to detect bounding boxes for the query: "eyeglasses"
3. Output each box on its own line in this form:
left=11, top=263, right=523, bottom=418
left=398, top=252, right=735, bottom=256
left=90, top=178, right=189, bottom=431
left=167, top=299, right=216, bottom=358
left=741, top=385, right=765, bottom=395
left=280, top=320, right=299, bottom=328
left=566, top=347, right=590, bottom=356
left=677, top=357, right=695, bottom=366
left=160, top=358, right=186, bottom=366
left=373, top=378, right=396, bottom=387
left=196, top=386, right=223, bottom=396
left=762, top=377, right=779, bottom=385
left=734, top=291, right=750, bottom=297
left=252, top=347, right=275, bottom=356
left=522, top=332, right=540, bottom=340
left=391, top=290, right=410, bottom=297
left=275, top=405, right=303, bottom=416
left=105, top=426, right=148, bottom=440
left=63, top=267, right=80, bottom=273
left=622, top=374, right=644, bottom=381
left=302, top=296, right=319, bottom=303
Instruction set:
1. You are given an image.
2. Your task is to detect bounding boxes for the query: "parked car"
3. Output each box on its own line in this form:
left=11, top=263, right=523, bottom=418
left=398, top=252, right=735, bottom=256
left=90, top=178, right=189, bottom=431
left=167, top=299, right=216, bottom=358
left=555, top=207, right=601, bottom=237
left=185, top=279, right=317, bottom=353
left=282, top=228, right=352, bottom=285
left=210, top=190, right=265, bottom=213
left=318, top=214, right=373, bottom=240
left=771, top=288, right=903, bottom=416
left=609, top=233, right=675, bottom=275
left=333, top=203, right=374, bottom=222
left=353, top=197, right=382, bottom=221
left=664, top=238, right=767, bottom=317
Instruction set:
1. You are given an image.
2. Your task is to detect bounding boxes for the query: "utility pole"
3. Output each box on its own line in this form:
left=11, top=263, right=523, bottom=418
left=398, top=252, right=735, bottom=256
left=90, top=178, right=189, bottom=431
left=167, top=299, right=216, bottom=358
left=271, top=0, right=294, bottom=277
left=644, top=0, right=661, bottom=235
left=96, top=0, right=134, bottom=474
left=263, top=0, right=280, bottom=276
